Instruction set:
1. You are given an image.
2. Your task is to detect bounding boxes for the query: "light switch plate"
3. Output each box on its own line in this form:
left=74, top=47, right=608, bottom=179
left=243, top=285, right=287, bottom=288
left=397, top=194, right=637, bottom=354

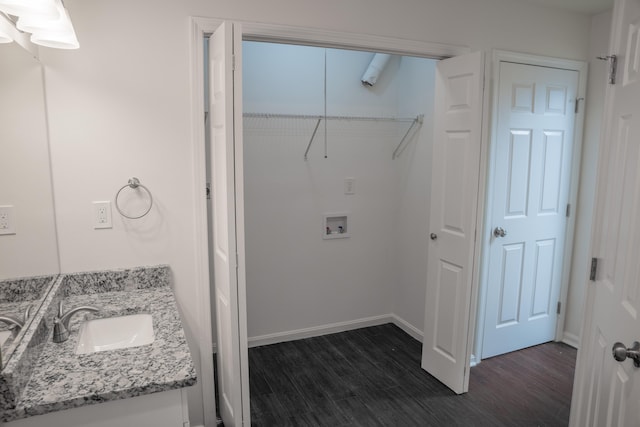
left=344, top=177, right=356, bottom=195
left=0, top=205, right=15, bottom=235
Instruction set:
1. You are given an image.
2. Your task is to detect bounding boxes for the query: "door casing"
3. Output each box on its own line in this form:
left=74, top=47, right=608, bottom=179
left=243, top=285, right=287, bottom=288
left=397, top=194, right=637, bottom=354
left=190, top=19, right=476, bottom=425
left=474, top=50, right=588, bottom=364
left=189, top=18, right=548, bottom=426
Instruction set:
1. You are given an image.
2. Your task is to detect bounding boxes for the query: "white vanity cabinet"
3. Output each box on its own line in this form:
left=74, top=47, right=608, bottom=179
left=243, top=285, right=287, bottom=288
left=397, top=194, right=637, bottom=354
left=3, top=389, right=189, bottom=427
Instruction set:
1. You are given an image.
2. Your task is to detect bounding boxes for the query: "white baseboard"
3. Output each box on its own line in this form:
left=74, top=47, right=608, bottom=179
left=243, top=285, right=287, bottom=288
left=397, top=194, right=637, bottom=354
left=247, top=314, right=394, bottom=348
left=562, top=332, right=580, bottom=349
left=209, top=313, right=424, bottom=349
left=389, top=314, right=424, bottom=343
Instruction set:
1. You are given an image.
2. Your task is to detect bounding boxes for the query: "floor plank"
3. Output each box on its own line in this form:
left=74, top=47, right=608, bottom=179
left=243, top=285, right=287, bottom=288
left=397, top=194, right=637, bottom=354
left=247, top=323, right=576, bottom=426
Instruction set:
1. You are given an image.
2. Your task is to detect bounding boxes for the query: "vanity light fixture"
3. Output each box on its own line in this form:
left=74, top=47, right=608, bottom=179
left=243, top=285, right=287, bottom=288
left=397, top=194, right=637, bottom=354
left=0, top=0, right=79, bottom=49
left=0, top=13, right=12, bottom=43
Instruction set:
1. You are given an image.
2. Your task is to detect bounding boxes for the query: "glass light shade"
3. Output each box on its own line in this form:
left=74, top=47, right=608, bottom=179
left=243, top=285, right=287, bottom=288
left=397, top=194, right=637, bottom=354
left=29, top=0, right=78, bottom=49
left=0, top=0, right=57, bottom=17
left=0, top=15, right=13, bottom=43
left=31, top=30, right=78, bottom=49
left=16, top=7, right=62, bottom=33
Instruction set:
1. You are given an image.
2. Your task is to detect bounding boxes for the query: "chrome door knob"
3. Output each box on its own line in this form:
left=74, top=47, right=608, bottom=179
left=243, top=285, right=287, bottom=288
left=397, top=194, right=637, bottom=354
left=493, top=227, right=507, bottom=238
left=612, top=341, right=640, bottom=367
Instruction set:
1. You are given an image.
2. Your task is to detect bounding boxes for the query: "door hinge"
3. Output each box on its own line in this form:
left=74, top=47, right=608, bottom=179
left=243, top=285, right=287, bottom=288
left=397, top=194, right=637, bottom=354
left=590, top=257, right=599, bottom=281
left=566, top=203, right=571, bottom=217
left=556, top=301, right=561, bottom=315
left=574, top=98, right=584, bottom=114
left=235, top=253, right=239, bottom=269
left=206, top=183, right=211, bottom=200
left=597, top=54, right=617, bottom=84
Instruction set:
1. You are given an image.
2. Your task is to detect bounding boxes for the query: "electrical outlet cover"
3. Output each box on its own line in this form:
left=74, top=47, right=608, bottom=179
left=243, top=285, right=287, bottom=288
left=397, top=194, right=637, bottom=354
left=93, top=201, right=112, bottom=229
left=0, top=205, right=15, bottom=235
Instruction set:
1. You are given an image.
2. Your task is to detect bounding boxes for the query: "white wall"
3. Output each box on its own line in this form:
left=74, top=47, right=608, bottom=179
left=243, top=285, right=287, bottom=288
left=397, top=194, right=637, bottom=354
left=563, top=10, right=612, bottom=347
left=38, top=0, right=591, bottom=424
left=243, top=44, right=434, bottom=339
left=393, top=57, right=437, bottom=334
left=0, top=43, right=59, bottom=280
left=243, top=43, right=324, bottom=116
left=207, top=0, right=590, bottom=60
left=40, top=1, right=204, bottom=421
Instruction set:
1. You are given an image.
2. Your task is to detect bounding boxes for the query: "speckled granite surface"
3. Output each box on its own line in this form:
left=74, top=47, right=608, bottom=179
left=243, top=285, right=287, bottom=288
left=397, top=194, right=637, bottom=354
left=0, top=275, right=64, bottom=413
left=0, top=275, right=57, bottom=372
left=62, top=265, right=172, bottom=296
left=0, top=275, right=55, bottom=303
left=0, top=266, right=197, bottom=422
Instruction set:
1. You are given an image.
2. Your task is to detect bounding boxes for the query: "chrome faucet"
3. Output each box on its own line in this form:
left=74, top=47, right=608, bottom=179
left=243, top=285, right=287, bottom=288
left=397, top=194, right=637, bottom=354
left=52, top=301, right=99, bottom=343
left=0, top=303, right=34, bottom=333
left=0, top=315, right=24, bottom=331
left=0, top=307, right=34, bottom=368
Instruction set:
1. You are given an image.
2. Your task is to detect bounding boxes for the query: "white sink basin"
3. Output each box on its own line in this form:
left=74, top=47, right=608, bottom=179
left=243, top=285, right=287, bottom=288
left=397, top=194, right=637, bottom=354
left=0, top=330, right=11, bottom=347
left=76, top=314, right=154, bottom=355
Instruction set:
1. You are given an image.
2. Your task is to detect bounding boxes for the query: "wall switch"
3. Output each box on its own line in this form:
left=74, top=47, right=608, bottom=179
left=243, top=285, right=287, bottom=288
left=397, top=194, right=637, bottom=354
left=93, top=201, right=112, bottom=229
left=344, top=177, right=356, bottom=195
left=0, top=205, right=15, bottom=235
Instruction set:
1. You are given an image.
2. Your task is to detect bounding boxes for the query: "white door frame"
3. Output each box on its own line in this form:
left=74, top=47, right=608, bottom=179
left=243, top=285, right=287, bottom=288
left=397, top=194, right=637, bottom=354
left=190, top=17, right=487, bottom=425
left=474, top=50, right=588, bottom=363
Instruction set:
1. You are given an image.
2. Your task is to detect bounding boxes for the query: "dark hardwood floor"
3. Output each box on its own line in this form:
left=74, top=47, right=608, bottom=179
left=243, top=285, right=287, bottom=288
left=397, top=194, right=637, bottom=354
left=248, top=323, right=576, bottom=426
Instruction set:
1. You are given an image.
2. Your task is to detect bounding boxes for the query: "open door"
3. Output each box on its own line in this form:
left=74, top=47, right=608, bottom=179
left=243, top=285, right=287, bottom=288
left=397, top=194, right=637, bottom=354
left=422, top=51, right=484, bottom=394
left=570, top=0, right=640, bottom=425
left=209, top=21, right=250, bottom=427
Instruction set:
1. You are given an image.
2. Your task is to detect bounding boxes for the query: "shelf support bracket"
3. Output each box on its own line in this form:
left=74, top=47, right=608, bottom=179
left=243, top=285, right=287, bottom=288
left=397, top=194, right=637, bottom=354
left=304, top=118, right=323, bottom=161
left=392, top=115, right=424, bottom=159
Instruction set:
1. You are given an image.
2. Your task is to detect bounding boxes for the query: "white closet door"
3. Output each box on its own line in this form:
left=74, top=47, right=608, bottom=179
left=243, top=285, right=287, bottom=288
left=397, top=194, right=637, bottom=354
left=570, top=0, right=640, bottom=425
left=422, top=51, right=484, bottom=394
left=209, top=21, right=250, bottom=427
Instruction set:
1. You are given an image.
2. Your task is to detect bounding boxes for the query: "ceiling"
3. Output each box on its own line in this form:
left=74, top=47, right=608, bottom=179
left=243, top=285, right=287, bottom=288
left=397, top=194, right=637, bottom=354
left=508, top=0, right=613, bottom=14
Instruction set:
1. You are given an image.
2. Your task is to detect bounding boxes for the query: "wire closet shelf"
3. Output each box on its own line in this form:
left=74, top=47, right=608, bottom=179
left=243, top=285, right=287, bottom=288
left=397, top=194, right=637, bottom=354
left=243, top=113, right=424, bottom=160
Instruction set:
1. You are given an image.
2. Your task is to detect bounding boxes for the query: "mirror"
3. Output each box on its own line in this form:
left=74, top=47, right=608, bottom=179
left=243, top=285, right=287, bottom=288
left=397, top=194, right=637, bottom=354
left=0, top=41, right=60, bottom=368
left=0, top=275, right=57, bottom=368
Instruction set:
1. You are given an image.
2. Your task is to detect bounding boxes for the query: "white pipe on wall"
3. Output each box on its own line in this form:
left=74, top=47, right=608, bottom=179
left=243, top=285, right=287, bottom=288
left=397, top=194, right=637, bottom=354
left=361, top=53, right=391, bottom=86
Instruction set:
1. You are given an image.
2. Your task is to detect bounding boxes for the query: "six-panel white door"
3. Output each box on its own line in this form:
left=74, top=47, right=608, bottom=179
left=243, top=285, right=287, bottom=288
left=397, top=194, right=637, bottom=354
left=482, top=62, right=578, bottom=359
left=570, top=0, right=640, bottom=424
left=209, top=21, right=250, bottom=427
left=422, top=51, right=484, bottom=394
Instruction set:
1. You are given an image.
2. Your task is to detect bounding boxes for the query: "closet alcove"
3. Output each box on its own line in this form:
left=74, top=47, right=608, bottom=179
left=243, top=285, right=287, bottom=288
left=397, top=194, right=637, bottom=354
left=242, top=41, right=438, bottom=343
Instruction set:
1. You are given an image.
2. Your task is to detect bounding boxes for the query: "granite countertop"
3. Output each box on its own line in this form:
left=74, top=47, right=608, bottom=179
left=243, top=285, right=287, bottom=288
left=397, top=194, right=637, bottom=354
left=0, top=301, right=31, bottom=356
left=1, top=269, right=197, bottom=422
left=0, top=275, right=56, bottom=366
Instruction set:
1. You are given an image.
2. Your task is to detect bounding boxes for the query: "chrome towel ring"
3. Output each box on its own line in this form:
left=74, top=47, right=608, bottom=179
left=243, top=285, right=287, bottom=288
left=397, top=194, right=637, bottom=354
left=115, top=177, right=153, bottom=219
